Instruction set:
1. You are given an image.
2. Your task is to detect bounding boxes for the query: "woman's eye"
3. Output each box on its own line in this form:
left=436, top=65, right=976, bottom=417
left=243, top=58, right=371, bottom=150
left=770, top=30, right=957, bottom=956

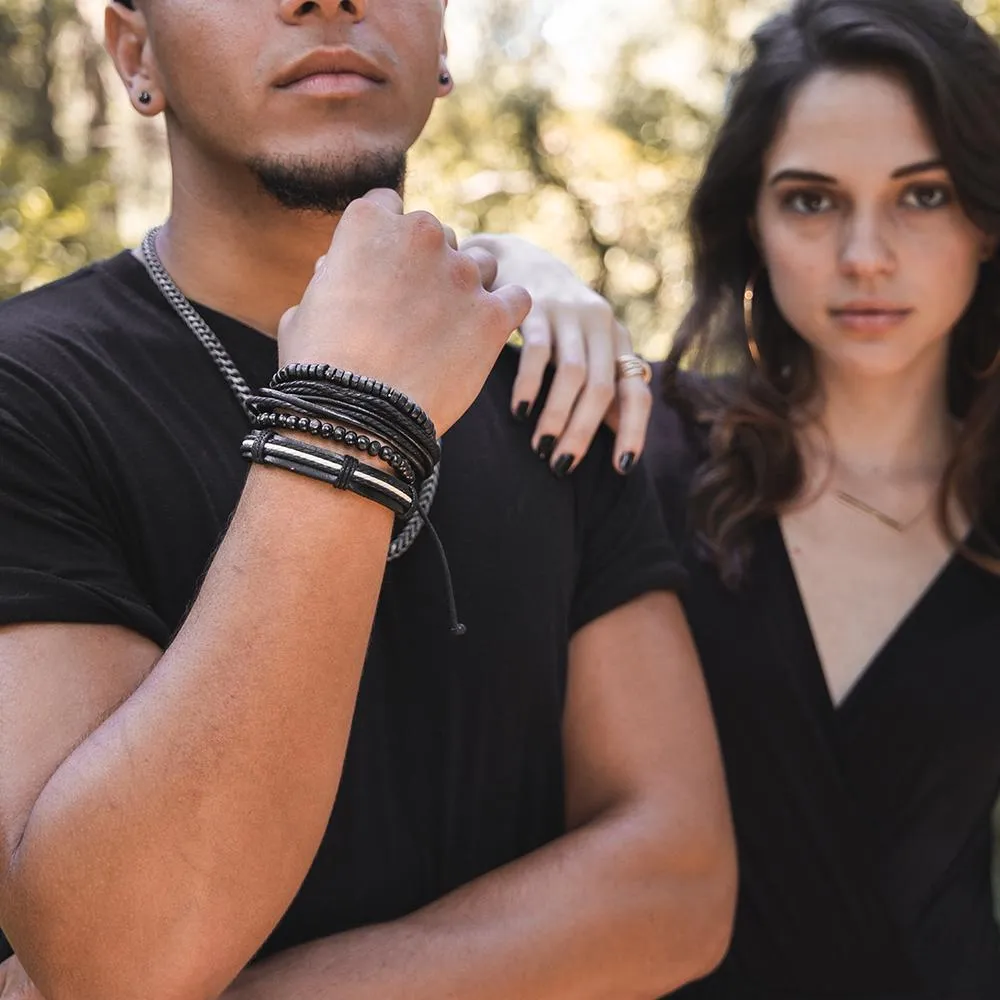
left=902, top=184, right=952, bottom=210
left=783, top=190, right=834, bottom=215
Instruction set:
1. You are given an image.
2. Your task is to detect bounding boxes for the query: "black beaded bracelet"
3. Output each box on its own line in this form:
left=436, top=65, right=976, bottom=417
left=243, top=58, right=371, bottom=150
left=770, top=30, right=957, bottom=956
left=266, top=381, right=440, bottom=469
left=268, top=380, right=440, bottom=466
left=247, top=394, right=430, bottom=483
left=250, top=410, right=417, bottom=484
left=241, top=430, right=416, bottom=518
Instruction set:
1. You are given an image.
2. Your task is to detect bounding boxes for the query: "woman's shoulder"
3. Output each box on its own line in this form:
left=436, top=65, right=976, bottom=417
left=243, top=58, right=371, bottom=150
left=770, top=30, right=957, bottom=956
left=646, top=365, right=714, bottom=472
left=644, top=364, right=715, bottom=540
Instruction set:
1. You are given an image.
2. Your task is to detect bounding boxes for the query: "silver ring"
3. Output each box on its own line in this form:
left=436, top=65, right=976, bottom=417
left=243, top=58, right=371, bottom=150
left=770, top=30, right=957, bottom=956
left=615, top=354, right=652, bottom=385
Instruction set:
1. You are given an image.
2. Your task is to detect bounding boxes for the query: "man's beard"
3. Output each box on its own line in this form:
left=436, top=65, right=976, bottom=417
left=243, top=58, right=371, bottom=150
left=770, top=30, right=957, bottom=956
left=246, top=151, right=407, bottom=214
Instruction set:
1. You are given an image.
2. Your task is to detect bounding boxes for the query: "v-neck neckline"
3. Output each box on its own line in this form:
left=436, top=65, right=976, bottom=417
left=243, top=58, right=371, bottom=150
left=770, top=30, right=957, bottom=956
left=767, top=517, right=963, bottom=718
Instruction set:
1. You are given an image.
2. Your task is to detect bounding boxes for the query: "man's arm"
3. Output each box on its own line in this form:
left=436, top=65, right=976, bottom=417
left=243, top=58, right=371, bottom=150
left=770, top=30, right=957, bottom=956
left=0, top=194, right=530, bottom=1000
left=225, top=590, right=737, bottom=1000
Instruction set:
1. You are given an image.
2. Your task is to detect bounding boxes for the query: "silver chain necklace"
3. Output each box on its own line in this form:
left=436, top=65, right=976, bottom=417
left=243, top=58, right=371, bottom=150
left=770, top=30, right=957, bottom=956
left=137, top=226, right=439, bottom=561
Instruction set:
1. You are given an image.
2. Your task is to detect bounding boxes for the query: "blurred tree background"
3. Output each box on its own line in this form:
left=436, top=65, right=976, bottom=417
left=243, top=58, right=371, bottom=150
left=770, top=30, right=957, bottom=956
left=0, top=0, right=119, bottom=298
left=1, top=0, right=999, bottom=355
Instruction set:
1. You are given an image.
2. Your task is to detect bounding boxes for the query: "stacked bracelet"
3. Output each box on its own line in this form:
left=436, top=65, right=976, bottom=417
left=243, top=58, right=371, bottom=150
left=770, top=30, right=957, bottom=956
left=272, top=363, right=435, bottom=435
left=246, top=368, right=440, bottom=488
left=261, top=383, right=439, bottom=476
left=241, top=430, right=416, bottom=518
left=242, top=367, right=466, bottom=636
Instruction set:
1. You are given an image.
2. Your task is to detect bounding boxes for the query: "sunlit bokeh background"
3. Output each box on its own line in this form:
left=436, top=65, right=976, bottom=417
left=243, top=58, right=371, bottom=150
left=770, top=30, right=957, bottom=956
left=2, top=0, right=999, bottom=357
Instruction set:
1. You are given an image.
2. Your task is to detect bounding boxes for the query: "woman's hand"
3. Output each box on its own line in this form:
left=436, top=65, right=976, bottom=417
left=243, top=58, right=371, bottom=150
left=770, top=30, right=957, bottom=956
left=462, top=234, right=652, bottom=475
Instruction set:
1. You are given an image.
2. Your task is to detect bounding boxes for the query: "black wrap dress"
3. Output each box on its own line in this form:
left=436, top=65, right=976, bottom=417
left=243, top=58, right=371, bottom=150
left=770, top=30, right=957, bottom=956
left=647, top=392, right=1000, bottom=999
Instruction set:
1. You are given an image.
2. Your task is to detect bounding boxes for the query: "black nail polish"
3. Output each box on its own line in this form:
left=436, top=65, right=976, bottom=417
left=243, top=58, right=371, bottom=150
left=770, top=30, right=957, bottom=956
left=513, top=401, right=531, bottom=422
left=537, top=435, right=557, bottom=462
left=619, top=452, right=636, bottom=475
left=553, top=454, right=575, bottom=479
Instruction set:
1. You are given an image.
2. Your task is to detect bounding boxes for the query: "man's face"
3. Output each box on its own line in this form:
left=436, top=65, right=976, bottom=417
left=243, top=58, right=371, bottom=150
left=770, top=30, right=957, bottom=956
left=134, top=0, right=448, bottom=208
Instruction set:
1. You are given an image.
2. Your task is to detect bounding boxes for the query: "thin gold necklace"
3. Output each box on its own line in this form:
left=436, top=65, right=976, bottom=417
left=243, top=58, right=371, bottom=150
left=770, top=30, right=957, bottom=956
left=832, top=490, right=932, bottom=533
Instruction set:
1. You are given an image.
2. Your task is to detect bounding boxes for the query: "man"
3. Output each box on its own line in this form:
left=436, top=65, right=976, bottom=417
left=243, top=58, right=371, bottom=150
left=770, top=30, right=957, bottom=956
left=0, top=2, right=735, bottom=999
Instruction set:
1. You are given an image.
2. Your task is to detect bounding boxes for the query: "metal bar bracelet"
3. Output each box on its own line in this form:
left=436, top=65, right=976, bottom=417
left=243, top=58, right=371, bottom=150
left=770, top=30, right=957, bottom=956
left=241, top=430, right=416, bottom=519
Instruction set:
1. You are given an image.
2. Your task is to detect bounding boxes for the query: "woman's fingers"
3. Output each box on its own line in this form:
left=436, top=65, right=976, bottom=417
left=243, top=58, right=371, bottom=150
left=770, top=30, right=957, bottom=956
left=511, top=309, right=554, bottom=421
left=544, top=307, right=617, bottom=476
left=530, top=319, right=587, bottom=462
left=610, top=323, right=653, bottom=474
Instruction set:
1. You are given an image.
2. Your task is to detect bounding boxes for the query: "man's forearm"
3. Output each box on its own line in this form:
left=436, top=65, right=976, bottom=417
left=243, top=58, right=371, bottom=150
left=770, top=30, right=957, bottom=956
left=227, top=802, right=732, bottom=1000
left=5, top=469, right=393, bottom=1000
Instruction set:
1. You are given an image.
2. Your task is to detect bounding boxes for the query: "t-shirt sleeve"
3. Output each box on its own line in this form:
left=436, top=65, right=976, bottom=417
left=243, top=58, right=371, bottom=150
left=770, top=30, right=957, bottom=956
left=0, top=358, right=170, bottom=646
left=569, top=428, right=686, bottom=634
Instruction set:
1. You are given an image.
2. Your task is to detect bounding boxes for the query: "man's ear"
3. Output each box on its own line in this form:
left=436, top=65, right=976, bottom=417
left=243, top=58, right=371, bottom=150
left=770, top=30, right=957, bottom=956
left=105, top=2, right=166, bottom=115
left=437, top=11, right=453, bottom=97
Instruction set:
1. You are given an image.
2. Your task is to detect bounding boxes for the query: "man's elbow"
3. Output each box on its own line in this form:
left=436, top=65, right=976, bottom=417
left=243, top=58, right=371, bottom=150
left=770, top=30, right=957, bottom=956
left=678, top=839, right=738, bottom=981
left=4, top=898, right=240, bottom=1000
left=641, top=819, right=738, bottom=993
left=16, top=950, right=235, bottom=1000
left=12, top=943, right=230, bottom=1000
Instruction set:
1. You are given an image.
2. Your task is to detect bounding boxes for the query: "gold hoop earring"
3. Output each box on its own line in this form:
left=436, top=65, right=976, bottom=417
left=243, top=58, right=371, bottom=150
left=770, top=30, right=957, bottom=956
left=743, top=275, right=762, bottom=369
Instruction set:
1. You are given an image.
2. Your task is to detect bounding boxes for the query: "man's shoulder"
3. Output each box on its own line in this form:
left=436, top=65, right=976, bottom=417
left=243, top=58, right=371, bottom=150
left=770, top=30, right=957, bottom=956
left=0, top=253, right=152, bottom=377
left=0, top=254, right=157, bottom=424
left=0, top=255, right=123, bottom=325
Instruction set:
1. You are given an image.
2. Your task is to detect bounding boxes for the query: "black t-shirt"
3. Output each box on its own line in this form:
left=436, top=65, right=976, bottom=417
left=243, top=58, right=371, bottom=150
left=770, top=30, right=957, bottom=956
left=0, top=253, right=681, bottom=963
left=645, top=383, right=1000, bottom=999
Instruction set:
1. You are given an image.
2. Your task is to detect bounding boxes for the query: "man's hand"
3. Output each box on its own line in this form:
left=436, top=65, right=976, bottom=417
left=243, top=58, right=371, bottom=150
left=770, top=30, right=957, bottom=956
left=278, top=191, right=532, bottom=435
left=0, top=957, right=42, bottom=1000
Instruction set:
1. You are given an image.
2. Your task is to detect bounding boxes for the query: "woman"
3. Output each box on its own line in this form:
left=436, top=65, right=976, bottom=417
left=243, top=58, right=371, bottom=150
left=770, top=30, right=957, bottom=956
left=654, top=2, right=1000, bottom=993
left=482, top=0, right=1000, bottom=994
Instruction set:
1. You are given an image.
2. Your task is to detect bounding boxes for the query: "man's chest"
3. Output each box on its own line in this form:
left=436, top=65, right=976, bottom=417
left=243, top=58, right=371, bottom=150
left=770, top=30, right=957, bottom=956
left=109, top=395, right=582, bottom=649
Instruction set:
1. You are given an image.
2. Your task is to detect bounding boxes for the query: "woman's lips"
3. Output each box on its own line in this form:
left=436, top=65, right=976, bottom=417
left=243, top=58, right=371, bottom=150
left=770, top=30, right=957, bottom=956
left=829, top=307, right=913, bottom=332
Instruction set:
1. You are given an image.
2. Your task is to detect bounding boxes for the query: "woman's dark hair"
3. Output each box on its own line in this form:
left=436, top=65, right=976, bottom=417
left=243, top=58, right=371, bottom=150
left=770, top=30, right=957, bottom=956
left=664, top=0, right=1000, bottom=585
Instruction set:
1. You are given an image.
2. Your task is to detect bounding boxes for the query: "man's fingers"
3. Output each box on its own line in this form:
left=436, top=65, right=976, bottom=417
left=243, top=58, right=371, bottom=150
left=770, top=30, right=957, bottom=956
left=360, top=188, right=404, bottom=213
left=443, top=224, right=459, bottom=250
left=491, top=283, right=533, bottom=334
left=465, top=246, right=499, bottom=290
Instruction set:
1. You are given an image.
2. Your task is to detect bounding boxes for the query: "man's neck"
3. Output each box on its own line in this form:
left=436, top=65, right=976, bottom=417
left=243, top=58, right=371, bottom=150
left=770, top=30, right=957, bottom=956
left=154, top=166, right=343, bottom=337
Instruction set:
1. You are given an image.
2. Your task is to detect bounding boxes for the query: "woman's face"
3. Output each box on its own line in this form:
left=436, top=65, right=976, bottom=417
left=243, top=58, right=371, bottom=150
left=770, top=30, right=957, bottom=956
left=754, top=69, right=992, bottom=383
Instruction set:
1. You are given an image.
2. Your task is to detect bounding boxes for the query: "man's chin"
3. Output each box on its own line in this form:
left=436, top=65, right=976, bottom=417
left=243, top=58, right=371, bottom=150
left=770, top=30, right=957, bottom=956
left=246, top=150, right=407, bottom=214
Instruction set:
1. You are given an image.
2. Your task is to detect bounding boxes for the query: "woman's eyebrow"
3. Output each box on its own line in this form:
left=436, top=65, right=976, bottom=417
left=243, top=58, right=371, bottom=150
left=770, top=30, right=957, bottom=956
left=767, top=158, right=945, bottom=186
